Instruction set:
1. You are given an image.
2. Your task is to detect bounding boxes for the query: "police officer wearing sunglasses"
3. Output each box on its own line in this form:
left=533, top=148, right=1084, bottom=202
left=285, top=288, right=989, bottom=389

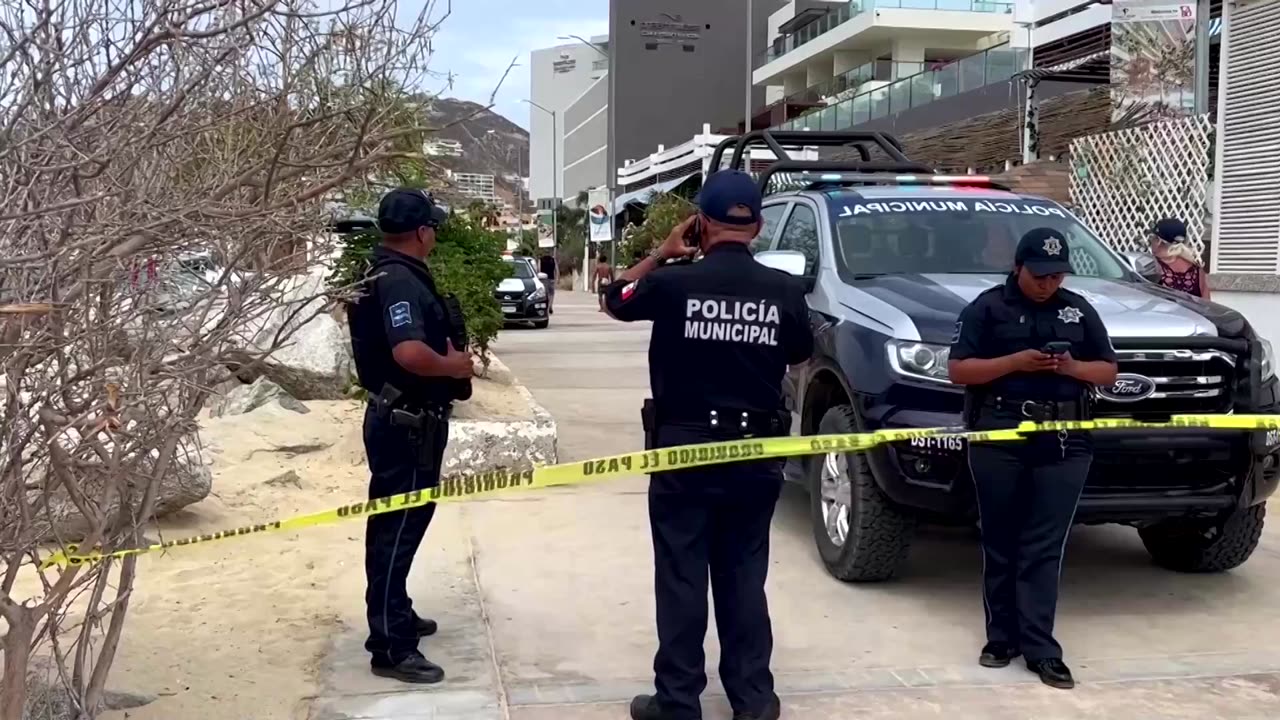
left=948, top=228, right=1118, bottom=689
left=348, top=188, right=475, bottom=684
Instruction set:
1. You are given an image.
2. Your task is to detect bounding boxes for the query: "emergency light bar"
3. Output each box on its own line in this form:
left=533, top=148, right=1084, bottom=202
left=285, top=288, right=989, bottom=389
left=758, top=161, right=1010, bottom=195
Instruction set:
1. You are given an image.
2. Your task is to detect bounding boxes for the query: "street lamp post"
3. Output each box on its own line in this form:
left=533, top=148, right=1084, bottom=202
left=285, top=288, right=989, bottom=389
left=523, top=99, right=558, bottom=257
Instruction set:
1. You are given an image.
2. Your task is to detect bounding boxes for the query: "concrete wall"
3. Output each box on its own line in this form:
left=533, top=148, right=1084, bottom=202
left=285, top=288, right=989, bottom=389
left=529, top=41, right=609, bottom=203
left=609, top=0, right=771, bottom=186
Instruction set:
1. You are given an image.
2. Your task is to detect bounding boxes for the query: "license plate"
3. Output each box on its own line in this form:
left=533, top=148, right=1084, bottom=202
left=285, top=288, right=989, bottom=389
left=908, top=436, right=966, bottom=452
left=501, top=305, right=517, bottom=314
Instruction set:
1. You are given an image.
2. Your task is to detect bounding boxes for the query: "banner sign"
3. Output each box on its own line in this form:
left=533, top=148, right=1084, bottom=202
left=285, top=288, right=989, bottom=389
left=588, top=187, right=613, bottom=243
left=1111, top=0, right=1200, bottom=121
left=536, top=210, right=555, bottom=248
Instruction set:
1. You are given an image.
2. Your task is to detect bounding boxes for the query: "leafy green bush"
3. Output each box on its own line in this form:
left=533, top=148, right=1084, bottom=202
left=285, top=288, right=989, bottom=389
left=328, top=215, right=507, bottom=360
left=617, top=192, right=696, bottom=262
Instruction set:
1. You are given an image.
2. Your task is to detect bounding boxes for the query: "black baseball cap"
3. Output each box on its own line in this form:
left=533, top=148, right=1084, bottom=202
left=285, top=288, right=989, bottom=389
left=378, top=188, right=448, bottom=234
left=696, top=170, right=762, bottom=226
left=1152, top=217, right=1187, bottom=243
left=1015, top=227, right=1073, bottom=277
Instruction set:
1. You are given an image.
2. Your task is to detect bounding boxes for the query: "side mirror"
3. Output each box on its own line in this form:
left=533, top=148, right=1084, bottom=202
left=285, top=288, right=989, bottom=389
left=537, top=272, right=549, bottom=280
left=754, top=250, right=807, bottom=278
left=1121, top=251, right=1162, bottom=283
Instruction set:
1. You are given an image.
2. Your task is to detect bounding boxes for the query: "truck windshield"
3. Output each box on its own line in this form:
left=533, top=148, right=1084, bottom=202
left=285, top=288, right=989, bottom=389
left=827, top=195, right=1129, bottom=281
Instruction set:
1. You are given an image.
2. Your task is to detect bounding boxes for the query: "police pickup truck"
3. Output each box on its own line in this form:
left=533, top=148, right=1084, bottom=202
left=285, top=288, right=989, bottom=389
left=713, top=130, right=1280, bottom=582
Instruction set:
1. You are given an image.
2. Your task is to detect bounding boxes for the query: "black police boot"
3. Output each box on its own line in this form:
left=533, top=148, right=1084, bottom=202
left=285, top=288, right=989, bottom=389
left=629, top=694, right=679, bottom=720
left=371, top=653, right=445, bottom=684
left=1027, top=658, right=1075, bottom=689
left=414, top=615, right=438, bottom=638
left=979, top=641, right=1021, bottom=668
left=733, top=693, right=781, bottom=720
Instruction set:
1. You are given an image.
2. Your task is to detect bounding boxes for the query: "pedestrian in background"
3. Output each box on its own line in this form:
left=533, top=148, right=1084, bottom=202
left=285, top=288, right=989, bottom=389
left=538, top=250, right=558, bottom=314
left=948, top=228, right=1118, bottom=690
left=347, top=188, right=475, bottom=684
left=604, top=170, right=813, bottom=720
left=592, top=252, right=613, bottom=312
left=1148, top=218, right=1210, bottom=300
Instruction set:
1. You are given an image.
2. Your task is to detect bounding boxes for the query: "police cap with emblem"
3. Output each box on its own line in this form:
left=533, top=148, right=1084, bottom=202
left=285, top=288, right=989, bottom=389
left=378, top=187, right=448, bottom=234
left=1015, top=227, right=1073, bottom=277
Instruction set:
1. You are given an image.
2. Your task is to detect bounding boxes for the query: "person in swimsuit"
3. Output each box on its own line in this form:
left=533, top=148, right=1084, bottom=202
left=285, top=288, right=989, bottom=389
left=1149, top=218, right=1210, bottom=300
left=592, top=253, right=614, bottom=312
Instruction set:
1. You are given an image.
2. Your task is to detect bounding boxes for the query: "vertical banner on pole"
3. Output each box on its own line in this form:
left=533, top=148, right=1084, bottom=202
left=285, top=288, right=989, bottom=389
left=588, top=187, right=613, bottom=243
left=536, top=209, right=555, bottom=248
left=1111, top=0, right=1199, bottom=122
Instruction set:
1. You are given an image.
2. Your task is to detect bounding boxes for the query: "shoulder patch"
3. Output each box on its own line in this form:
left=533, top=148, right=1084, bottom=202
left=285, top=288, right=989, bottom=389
left=388, top=301, right=412, bottom=328
left=951, top=320, right=963, bottom=344
left=619, top=281, right=638, bottom=302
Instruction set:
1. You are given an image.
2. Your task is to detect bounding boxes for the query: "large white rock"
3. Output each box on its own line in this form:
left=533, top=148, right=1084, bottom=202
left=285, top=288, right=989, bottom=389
left=239, top=271, right=355, bottom=400
left=29, top=434, right=212, bottom=542
left=209, top=376, right=310, bottom=417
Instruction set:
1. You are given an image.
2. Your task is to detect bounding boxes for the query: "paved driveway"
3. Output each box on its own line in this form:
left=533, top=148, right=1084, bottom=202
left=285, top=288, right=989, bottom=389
left=312, top=289, right=1280, bottom=720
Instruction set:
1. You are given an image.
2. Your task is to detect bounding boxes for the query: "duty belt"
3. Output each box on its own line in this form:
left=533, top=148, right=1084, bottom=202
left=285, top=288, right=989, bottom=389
left=653, top=404, right=788, bottom=435
left=369, top=384, right=452, bottom=429
left=983, top=396, right=1085, bottom=423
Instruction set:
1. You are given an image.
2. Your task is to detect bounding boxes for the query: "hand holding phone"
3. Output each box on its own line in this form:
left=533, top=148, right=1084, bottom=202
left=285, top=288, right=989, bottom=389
left=1041, top=341, right=1071, bottom=356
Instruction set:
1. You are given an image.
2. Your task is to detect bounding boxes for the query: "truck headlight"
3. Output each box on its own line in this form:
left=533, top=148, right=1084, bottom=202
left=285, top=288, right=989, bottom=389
left=529, top=285, right=547, bottom=301
left=888, top=341, right=952, bottom=383
left=1262, top=338, right=1275, bottom=380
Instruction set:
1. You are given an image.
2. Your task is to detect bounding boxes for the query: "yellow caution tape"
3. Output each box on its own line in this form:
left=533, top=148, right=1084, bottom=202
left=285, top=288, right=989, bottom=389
left=38, top=413, right=1280, bottom=569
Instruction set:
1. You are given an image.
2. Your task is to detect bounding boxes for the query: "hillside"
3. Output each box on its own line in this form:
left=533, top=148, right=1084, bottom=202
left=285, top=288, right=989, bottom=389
left=422, top=97, right=529, bottom=209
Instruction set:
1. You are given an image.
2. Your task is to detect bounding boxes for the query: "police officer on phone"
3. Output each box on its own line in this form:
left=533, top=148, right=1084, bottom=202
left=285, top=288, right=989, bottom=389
left=947, top=227, right=1118, bottom=690
left=604, top=170, right=813, bottom=720
left=348, top=188, right=475, bottom=684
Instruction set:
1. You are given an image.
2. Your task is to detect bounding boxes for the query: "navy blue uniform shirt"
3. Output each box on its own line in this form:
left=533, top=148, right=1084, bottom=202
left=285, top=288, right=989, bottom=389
left=605, top=243, right=813, bottom=413
left=349, top=246, right=455, bottom=407
left=950, top=274, right=1116, bottom=402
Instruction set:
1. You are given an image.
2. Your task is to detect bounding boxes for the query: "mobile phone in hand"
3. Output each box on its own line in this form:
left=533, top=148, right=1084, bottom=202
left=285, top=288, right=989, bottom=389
left=1041, top=341, right=1071, bottom=356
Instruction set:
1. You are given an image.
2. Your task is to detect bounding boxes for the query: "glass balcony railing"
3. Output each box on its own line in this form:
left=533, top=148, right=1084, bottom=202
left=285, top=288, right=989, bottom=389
left=757, top=0, right=1014, bottom=68
left=776, top=44, right=1027, bottom=131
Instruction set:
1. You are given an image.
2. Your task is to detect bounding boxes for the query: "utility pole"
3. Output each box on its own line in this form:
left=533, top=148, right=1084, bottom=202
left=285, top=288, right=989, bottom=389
left=523, top=99, right=558, bottom=256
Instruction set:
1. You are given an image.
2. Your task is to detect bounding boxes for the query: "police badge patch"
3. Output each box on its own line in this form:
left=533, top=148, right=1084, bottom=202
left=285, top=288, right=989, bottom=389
left=1057, top=306, right=1083, bottom=324
left=1043, top=237, right=1063, bottom=256
left=388, top=301, right=412, bottom=328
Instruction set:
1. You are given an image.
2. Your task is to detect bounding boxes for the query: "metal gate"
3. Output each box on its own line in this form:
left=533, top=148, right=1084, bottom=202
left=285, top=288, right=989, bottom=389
left=1068, top=114, right=1215, bottom=256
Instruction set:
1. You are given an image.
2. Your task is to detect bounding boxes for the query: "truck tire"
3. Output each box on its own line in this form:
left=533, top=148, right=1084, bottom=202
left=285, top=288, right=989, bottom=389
left=1138, top=504, right=1266, bottom=573
left=809, top=405, right=916, bottom=582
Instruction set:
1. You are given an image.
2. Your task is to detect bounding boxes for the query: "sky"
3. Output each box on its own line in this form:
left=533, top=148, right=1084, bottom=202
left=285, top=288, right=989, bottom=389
left=424, top=0, right=609, bottom=131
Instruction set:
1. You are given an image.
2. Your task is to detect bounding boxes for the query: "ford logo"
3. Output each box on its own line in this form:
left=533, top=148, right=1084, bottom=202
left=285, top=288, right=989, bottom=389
left=1096, top=373, right=1157, bottom=403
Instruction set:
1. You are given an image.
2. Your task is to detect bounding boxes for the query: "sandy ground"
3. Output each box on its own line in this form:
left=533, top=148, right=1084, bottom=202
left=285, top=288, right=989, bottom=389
left=6, top=375, right=529, bottom=720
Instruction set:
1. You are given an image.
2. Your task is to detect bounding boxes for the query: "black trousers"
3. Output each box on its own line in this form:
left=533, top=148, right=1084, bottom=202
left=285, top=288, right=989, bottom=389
left=967, top=426, right=1091, bottom=662
left=649, top=423, right=783, bottom=720
left=362, top=403, right=449, bottom=666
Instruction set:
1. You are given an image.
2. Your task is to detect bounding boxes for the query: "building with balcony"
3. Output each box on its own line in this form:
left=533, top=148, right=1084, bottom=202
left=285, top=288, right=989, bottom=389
left=752, top=0, right=1015, bottom=126
left=448, top=171, right=498, bottom=204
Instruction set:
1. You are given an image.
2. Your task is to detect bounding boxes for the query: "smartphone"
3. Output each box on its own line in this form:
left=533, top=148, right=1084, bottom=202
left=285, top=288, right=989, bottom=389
left=1042, top=341, right=1071, bottom=356
left=683, top=216, right=702, bottom=248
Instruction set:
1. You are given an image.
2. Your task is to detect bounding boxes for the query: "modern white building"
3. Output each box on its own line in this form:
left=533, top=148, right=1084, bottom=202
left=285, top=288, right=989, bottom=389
left=424, top=138, right=463, bottom=157
left=754, top=0, right=1014, bottom=106
left=529, top=36, right=610, bottom=206
left=448, top=171, right=498, bottom=203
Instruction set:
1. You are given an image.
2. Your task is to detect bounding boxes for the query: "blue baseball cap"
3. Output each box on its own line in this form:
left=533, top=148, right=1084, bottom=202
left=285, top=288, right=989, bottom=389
left=696, top=170, right=762, bottom=226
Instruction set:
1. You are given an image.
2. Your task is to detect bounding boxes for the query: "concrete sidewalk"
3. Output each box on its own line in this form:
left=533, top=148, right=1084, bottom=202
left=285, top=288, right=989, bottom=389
left=311, top=290, right=1280, bottom=720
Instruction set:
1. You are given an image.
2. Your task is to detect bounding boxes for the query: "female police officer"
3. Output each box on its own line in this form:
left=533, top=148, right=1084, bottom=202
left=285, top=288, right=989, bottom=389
left=948, top=227, right=1117, bottom=690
